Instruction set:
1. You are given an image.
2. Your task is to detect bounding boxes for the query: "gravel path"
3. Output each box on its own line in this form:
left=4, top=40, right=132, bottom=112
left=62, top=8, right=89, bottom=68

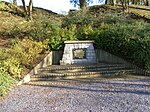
left=0, top=78, right=150, bottom=112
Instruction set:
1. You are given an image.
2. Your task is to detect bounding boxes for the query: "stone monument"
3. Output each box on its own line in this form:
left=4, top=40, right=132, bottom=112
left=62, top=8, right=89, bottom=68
left=60, top=40, right=96, bottom=65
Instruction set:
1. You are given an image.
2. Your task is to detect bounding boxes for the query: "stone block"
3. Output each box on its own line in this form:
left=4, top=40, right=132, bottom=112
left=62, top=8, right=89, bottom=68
left=60, top=40, right=97, bottom=65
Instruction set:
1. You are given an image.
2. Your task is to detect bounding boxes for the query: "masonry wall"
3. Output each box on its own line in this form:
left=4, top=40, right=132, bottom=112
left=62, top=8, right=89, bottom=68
left=60, top=42, right=96, bottom=65
left=52, top=49, right=148, bottom=75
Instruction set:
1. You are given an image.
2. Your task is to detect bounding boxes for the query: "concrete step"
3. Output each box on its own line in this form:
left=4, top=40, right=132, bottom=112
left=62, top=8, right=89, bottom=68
left=50, top=66, right=130, bottom=73
left=31, top=74, right=100, bottom=81
left=37, top=63, right=128, bottom=73
left=31, top=69, right=134, bottom=81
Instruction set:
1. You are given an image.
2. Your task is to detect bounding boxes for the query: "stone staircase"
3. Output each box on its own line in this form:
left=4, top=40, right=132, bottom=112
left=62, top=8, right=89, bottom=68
left=29, top=63, right=135, bottom=82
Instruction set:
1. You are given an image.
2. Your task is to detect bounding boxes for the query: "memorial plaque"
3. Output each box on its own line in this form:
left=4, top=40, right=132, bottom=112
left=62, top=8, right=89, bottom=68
left=73, top=49, right=86, bottom=59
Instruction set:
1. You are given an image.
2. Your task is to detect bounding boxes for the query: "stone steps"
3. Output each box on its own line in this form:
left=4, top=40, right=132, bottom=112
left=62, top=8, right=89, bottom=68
left=37, top=63, right=126, bottom=73
left=31, top=74, right=100, bottom=81
left=29, top=63, right=135, bottom=82
left=41, top=66, right=129, bottom=73
left=31, top=69, right=134, bottom=81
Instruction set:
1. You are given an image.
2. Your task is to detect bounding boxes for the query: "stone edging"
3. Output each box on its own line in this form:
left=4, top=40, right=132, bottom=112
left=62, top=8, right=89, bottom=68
left=64, top=40, right=94, bottom=44
left=17, top=52, right=52, bottom=85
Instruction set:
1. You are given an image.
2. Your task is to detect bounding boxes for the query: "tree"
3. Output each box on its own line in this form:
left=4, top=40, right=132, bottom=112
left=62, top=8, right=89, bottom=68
left=21, top=0, right=33, bottom=19
left=105, top=0, right=109, bottom=4
left=13, top=0, right=17, bottom=5
left=131, top=0, right=135, bottom=4
left=120, top=0, right=128, bottom=10
left=80, top=0, right=86, bottom=9
left=28, top=0, right=33, bottom=19
left=70, top=0, right=93, bottom=9
left=21, top=0, right=28, bottom=17
left=145, top=0, right=150, bottom=6
left=105, top=0, right=116, bottom=5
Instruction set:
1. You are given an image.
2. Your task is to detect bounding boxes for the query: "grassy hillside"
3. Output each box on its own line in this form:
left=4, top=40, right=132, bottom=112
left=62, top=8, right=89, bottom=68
left=88, top=4, right=150, bottom=21
left=0, top=1, right=63, bottom=97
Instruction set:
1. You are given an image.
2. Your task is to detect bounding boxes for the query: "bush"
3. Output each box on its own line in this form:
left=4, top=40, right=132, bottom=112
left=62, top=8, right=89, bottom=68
left=9, top=37, right=47, bottom=68
left=0, top=48, right=22, bottom=79
left=48, top=24, right=77, bottom=50
left=91, top=20, right=150, bottom=69
left=62, top=9, right=93, bottom=28
left=0, top=37, right=47, bottom=79
left=0, top=37, right=47, bottom=97
left=63, top=11, right=150, bottom=70
left=0, top=64, right=15, bottom=97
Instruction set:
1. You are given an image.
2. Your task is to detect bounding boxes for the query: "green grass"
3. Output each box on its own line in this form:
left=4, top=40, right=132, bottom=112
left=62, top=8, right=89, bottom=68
left=0, top=1, right=60, bottom=98
left=0, top=68, right=15, bottom=97
left=115, top=4, right=150, bottom=20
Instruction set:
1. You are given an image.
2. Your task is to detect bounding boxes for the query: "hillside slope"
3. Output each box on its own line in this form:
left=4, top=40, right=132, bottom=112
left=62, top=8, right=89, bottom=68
left=0, top=1, right=63, bottom=38
left=0, top=1, right=63, bottom=97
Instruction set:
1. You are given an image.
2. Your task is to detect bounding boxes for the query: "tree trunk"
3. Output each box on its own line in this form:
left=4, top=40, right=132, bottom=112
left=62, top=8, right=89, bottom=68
left=13, top=0, right=17, bottom=5
left=146, top=0, right=150, bottom=6
left=79, top=0, right=86, bottom=9
left=21, top=0, right=28, bottom=17
left=105, top=0, right=109, bottom=4
left=132, top=0, right=135, bottom=4
left=116, top=0, right=119, bottom=4
left=112, top=0, right=116, bottom=6
left=127, top=0, right=129, bottom=5
left=28, top=0, right=33, bottom=20
left=120, top=0, right=127, bottom=10
left=124, top=0, right=127, bottom=9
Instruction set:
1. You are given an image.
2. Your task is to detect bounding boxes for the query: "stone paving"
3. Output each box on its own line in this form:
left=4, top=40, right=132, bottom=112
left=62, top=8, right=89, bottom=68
left=0, top=78, right=150, bottom=112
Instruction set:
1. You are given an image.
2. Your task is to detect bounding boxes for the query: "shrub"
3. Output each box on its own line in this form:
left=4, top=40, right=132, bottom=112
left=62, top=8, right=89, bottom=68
left=63, top=11, right=150, bottom=70
left=0, top=64, right=15, bottom=97
left=48, top=24, right=77, bottom=50
left=0, top=37, right=47, bottom=97
left=62, top=9, right=93, bottom=28
left=0, top=37, right=47, bottom=79
left=8, top=37, right=47, bottom=68
left=91, top=21, right=150, bottom=69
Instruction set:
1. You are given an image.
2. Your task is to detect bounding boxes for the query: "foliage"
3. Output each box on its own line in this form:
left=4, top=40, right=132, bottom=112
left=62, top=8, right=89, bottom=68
left=91, top=20, right=150, bottom=69
left=0, top=37, right=46, bottom=78
left=0, top=37, right=47, bottom=97
left=10, top=37, right=46, bottom=67
left=0, top=48, right=21, bottom=79
left=28, top=15, right=53, bottom=41
left=3, top=14, right=62, bottom=41
left=0, top=1, right=63, bottom=41
left=0, top=64, right=15, bottom=97
left=63, top=8, right=93, bottom=27
left=70, top=0, right=93, bottom=8
left=0, top=2, right=62, bottom=98
left=0, top=1, right=24, bottom=16
left=63, top=10, right=150, bottom=69
left=48, top=24, right=77, bottom=50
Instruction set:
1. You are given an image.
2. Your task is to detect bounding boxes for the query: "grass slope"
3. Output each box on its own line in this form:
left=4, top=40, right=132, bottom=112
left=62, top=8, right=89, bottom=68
left=0, top=1, right=63, bottom=97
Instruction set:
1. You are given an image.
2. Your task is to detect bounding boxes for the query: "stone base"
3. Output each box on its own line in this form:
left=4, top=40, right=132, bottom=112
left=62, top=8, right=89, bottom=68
left=60, top=41, right=97, bottom=65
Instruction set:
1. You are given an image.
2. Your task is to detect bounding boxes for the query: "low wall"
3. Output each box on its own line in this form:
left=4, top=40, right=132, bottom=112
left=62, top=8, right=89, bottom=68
left=95, top=49, right=149, bottom=75
left=95, top=49, right=132, bottom=66
left=52, top=49, right=149, bottom=75
left=18, top=49, right=149, bottom=85
left=18, top=52, right=53, bottom=85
